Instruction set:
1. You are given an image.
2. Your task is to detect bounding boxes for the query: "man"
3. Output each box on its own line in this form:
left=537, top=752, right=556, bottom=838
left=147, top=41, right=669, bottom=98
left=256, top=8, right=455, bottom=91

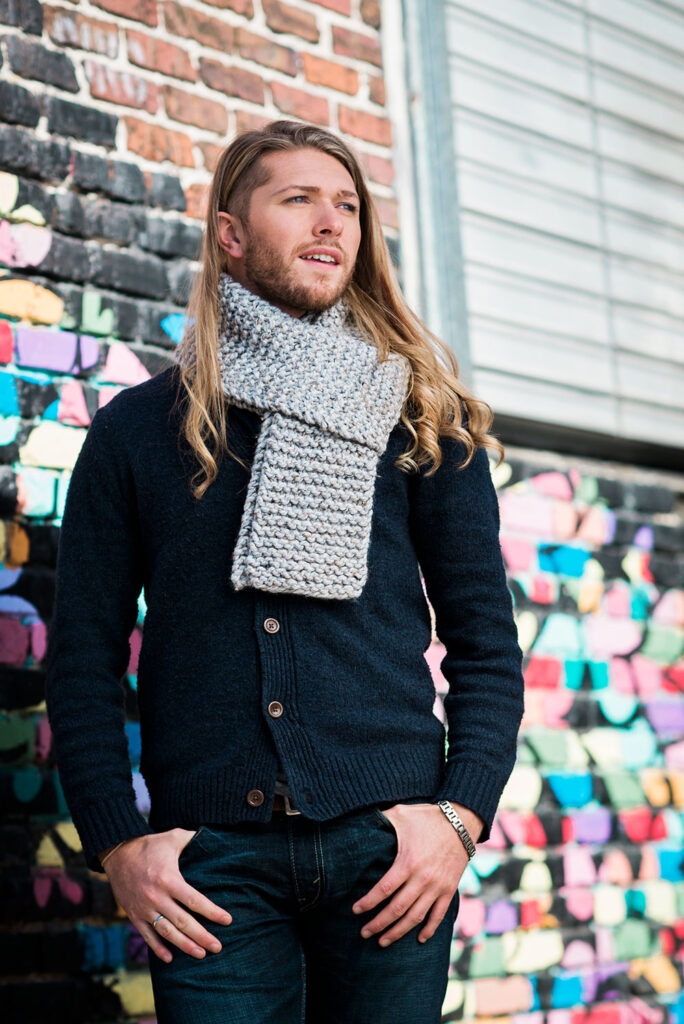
left=45, top=120, right=525, bottom=1022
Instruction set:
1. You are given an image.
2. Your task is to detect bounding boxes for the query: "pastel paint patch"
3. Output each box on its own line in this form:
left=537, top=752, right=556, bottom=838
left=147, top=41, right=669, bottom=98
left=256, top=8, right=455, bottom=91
left=474, top=976, right=533, bottom=1016
left=15, top=327, right=100, bottom=373
left=652, top=589, right=684, bottom=627
left=0, top=221, right=52, bottom=266
left=499, top=765, right=543, bottom=811
left=561, top=939, right=595, bottom=968
left=500, top=492, right=555, bottom=535
left=0, top=318, right=13, bottom=362
left=504, top=928, right=564, bottom=972
left=0, top=278, right=63, bottom=323
left=585, top=615, right=643, bottom=659
left=563, top=846, right=597, bottom=886
left=161, top=312, right=187, bottom=345
left=57, top=379, right=91, bottom=426
left=102, top=341, right=151, bottom=385
left=501, top=535, right=536, bottom=571
left=534, top=614, right=583, bottom=657
left=81, top=291, right=115, bottom=336
left=16, top=467, right=59, bottom=517
left=530, top=471, right=573, bottom=500
left=611, top=654, right=661, bottom=698
left=19, top=421, right=86, bottom=471
left=593, top=884, right=627, bottom=925
left=485, top=899, right=518, bottom=934
left=0, top=413, right=20, bottom=443
left=0, top=171, right=19, bottom=215
left=563, top=887, right=594, bottom=921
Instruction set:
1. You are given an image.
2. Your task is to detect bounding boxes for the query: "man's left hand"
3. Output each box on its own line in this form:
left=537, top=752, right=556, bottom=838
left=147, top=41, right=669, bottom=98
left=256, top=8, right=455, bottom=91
left=351, top=802, right=483, bottom=947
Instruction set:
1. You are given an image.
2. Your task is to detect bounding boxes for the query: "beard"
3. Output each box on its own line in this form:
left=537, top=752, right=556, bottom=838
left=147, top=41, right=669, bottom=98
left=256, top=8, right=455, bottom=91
left=242, top=230, right=354, bottom=314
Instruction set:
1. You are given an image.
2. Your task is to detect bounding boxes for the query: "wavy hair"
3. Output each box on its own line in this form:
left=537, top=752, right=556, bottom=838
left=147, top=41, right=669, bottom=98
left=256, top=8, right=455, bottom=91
left=174, top=119, right=504, bottom=499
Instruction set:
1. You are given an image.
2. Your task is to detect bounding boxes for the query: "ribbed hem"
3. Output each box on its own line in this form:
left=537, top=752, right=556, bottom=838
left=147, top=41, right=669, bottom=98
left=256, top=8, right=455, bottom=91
left=72, top=796, right=155, bottom=874
left=433, top=758, right=515, bottom=844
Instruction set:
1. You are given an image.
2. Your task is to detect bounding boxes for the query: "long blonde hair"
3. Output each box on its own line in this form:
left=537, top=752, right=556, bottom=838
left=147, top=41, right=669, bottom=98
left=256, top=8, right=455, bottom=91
left=174, top=119, right=504, bottom=499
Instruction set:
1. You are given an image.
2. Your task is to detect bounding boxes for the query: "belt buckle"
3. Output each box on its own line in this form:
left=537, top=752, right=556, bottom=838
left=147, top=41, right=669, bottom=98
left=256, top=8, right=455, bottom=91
left=283, top=793, right=302, bottom=816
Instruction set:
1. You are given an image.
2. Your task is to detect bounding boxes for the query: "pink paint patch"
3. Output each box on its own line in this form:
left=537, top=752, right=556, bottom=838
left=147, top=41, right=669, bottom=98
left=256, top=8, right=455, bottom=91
left=610, top=654, right=661, bottom=698
left=0, top=318, right=13, bottom=362
left=0, top=615, right=30, bottom=665
left=542, top=689, right=575, bottom=728
left=424, top=640, right=446, bottom=690
left=475, top=975, right=533, bottom=1016
left=98, top=384, right=127, bottom=406
left=530, top=575, right=556, bottom=603
left=9, top=222, right=52, bottom=267
left=553, top=500, right=579, bottom=540
left=594, top=925, right=615, bottom=965
left=103, top=340, right=151, bottom=385
left=664, top=739, right=684, bottom=772
left=128, top=626, right=142, bottom=674
left=525, top=656, right=562, bottom=689
left=577, top=505, right=613, bottom=545
left=652, top=589, right=684, bottom=627
left=585, top=615, right=642, bottom=658
left=35, top=717, right=52, bottom=762
left=598, top=849, right=633, bottom=885
left=58, top=379, right=91, bottom=426
left=457, top=895, right=486, bottom=938
left=0, top=220, right=15, bottom=263
left=530, top=471, right=573, bottom=500
left=604, top=583, right=631, bottom=618
left=34, top=875, right=53, bottom=908
left=30, top=619, right=47, bottom=661
left=561, top=938, right=595, bottom=968
left=546, top=1010, right=573, bottom=1024
left=525, top=814, right=548, bottom=847
left=498, top=810, right=528, bottom=845
left=484, top=816, right=506, bottom=849
left=500, top=535, right=535, bottom=571
left=563, top=887, right=594, bottom=921
left=564, top=846, right=597, bottom=886
left=501, top=493, right=555, bottom=535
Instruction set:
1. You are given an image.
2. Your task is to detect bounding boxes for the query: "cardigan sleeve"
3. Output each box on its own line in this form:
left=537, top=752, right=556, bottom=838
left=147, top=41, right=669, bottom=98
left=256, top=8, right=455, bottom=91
left=409, top=432, right=525, bottom=845
left=44, top=405, right=153, bottom=873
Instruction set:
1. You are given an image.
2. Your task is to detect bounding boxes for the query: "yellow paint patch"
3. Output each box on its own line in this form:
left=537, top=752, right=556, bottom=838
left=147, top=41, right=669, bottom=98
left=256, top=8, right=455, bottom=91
left=628, top=953, right=681, bottom=993
left=504, top=928, right=564, bottom=972
left=19, top=421, right=86, bottom=470
left=0, top=171, right=19, bottom=215
left=108, top=969, right=156, bottom=1017
left=0, top=279, right=64, bottom=324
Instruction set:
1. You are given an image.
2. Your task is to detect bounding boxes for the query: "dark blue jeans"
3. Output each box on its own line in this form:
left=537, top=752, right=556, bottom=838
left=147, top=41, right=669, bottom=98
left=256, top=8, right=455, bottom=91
left=148, top=803, right=460, bottom=1023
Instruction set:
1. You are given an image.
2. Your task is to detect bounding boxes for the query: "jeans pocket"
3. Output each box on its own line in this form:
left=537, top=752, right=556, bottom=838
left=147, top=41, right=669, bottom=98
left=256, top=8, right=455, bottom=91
left=178, top=825, right=207, bottom=860
left=372, top=807, right=395, bottom=832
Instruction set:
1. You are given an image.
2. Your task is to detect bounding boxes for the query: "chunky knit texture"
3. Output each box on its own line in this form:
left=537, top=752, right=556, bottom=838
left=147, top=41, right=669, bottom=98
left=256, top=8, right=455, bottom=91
left=175, top=274, right=410, bottom=600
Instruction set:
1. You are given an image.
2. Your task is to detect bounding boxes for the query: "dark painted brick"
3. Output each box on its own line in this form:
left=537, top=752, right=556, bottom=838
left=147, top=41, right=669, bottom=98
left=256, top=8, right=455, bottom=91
left=46, top=96, right=117, bottom=146
left=0, top=81, right=40, bottom=127
left=38, top=233, right=92, bottom=284
left=653, top=522, right=684, bottom=553
left=11, top=177, right=57, bottom=224
left=7, top=35, right=78, bottom=92
left=631, top=483, right=675, bottom=514
left=166, top=259, right=195, bottom=305
left=649, top=552, right=684, bottom=588
left=140, top=216, right=203, bottom=260
left=73, top=151, right=147, bottom=203
left=83, top=199, right=146, bottom=246
left=91, top=248, right=169, bottom=300
left=0, top=466, right=19, bottom=517
left=595, top=477, right=624, bottom=508
left=0, top=0, right=43, bottom=34
left=145, top=170, right=186, bottom=211
left=60, top=285, right=140, bottom=341
left=137, top=300, right=185, bottom=347
left=593, top=549, right=625, bottom=582
left=613, top=514, right=644, bottom=546
left=128, top=345, right=176, bottom=377
left=0, top=124, right=71, bottom=181
left=52, top=192, right=87, bottom=237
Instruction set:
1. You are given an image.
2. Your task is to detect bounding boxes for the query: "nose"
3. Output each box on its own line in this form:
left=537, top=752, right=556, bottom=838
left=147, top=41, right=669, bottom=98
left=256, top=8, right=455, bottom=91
left=313, top=202, right=343, bottom=237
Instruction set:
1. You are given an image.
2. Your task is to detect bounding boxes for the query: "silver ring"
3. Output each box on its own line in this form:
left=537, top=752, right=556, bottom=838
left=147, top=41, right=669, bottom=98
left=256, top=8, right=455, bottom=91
left=152, top=914, right=165, bottom=929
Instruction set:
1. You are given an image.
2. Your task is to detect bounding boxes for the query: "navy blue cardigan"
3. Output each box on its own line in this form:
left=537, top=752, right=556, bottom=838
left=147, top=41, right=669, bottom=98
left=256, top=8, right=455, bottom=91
left=45, top=365, right=525, bottom=872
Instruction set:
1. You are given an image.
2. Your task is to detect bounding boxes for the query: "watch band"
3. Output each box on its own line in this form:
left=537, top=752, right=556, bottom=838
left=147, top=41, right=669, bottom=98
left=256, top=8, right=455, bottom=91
left=437, top=800, right=477, bottom=860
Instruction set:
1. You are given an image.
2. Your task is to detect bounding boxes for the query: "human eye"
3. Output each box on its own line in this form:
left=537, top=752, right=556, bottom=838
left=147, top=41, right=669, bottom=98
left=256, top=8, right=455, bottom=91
left=286, top=195, right=308, bottom=203
left=341, top=202, right=358, bottom=213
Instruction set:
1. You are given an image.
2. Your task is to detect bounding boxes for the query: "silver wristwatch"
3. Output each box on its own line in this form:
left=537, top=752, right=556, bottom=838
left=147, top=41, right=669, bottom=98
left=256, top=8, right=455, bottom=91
left=437, top=800, right=477, bottom=860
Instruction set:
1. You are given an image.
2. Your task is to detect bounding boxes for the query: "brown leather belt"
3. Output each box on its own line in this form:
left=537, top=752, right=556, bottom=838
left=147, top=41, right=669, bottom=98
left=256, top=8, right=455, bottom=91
left=272, top=792, right=302, bottom=815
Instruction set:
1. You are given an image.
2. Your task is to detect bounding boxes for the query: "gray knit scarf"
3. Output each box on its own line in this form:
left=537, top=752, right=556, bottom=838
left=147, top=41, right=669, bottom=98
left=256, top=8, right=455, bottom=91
left=175, top=272, right=410, bottom=601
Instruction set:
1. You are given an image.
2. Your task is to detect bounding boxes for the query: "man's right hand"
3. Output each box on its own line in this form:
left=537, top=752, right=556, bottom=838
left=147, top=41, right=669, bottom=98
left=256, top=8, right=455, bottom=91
left=100, top=828, right=233, bottom=963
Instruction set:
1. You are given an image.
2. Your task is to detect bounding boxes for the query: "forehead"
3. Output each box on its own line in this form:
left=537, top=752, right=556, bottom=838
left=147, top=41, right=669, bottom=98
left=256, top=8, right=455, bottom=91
left=260, top=148, right=356, bottom=190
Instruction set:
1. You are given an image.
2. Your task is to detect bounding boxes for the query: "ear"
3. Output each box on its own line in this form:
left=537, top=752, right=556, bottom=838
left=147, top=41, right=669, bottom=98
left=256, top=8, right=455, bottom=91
left=217, top=212, right=245, bottom=258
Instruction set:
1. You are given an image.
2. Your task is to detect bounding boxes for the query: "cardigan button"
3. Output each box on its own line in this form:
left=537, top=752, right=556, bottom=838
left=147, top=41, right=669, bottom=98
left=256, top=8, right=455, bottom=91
left=268, top=701, right=284, bottom=717
left=247, top=789, right=264, bottom=806
left=263, top=617, right=280, bottom=633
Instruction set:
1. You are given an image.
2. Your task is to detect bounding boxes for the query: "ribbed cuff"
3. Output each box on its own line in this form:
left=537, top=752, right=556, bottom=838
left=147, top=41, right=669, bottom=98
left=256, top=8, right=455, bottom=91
left=71, top=796, right=155, bottom=873
left=432, top=759, right=513, bottom=845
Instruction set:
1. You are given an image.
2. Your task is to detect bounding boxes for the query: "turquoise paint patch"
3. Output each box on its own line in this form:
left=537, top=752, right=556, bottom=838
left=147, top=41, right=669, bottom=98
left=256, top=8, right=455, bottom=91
left=529, top=976, right=540, bottom=1012
left=551, top=973, right=583, bottom=1008
left=538, top=545, right=590, bottom=577
left=0, top=413, right=19, bottom=442
left=42, top=398, right=60, bottom=420
left=588, top=661, right=609, bottom=689
left=13, top=767, right=43, bottom=802
left=125, top=721, right=142, bottom=764
left=0, top=372, right=19, bottom=416
left=658, top=848, right=684, bottom=883
left=625, top=888, right=646, bottom=915
left=621, top=718, right=657, bottom=770
left=631, top=587, right=652, bottom=621
left=80, top=923, right=127, bottom=971
left=598, top=689, right=638, bottom=725
left=161, top=312, right=188, bottom=345
left=548, top=773, right=593, bottom=807
left=564, top=660, right=585, bottom=690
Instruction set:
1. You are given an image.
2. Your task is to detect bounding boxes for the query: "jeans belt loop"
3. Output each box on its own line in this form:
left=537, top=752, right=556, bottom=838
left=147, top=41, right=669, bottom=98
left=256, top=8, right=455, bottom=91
left=283, top=793, right=302, bottom=816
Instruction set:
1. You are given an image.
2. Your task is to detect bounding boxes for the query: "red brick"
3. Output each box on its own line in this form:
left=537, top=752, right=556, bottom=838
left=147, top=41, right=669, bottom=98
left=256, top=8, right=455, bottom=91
left=270, top=81, right=329, bottom=125
left=91, top=0, right=157, bottom=27
left=302, top=53, right=358, bottom=96
left=360, top=0, right=381, bottom=28
left=372, top=194, right=398, bottom=230
left=164, top=85, right=228, bottom=133
left=124, top=115, right=195, bottom=166
left=369, top=75, right=385, bottom=106
left=359, top=150, right=394, bottom=187
left=338, top=105, right=391, bottom=145
left=85, top=59, right=158, bottom=112
left=332, top=25, right=382, bottom=67
left=126, top=31, right=196, bottom=82
left=199, top=59, right=265, bottom=104
left=44, top=6, right=119, bottom=57
left=201, top=0, right=253, bottom=13
left=236, top=27, right=298, bottom=77
left=235, top=109, right=273, bottom=133
left=163, top=2, right=235, bottom=52
left=185, top=183, right=209, bottom=220
left=308, top=0, right=350, bottom=12
left=263, top=0, right=319, bottom=43
left=198, top=141, right=224, bottom=173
